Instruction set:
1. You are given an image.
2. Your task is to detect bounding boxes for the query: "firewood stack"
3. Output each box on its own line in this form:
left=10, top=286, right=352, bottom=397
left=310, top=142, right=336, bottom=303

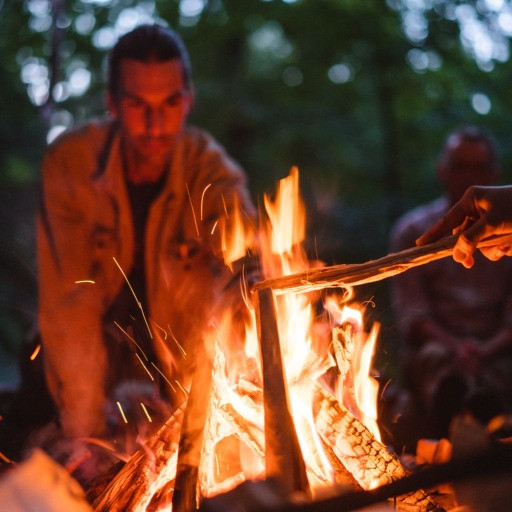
left=91, top=238, right=487, bottom=511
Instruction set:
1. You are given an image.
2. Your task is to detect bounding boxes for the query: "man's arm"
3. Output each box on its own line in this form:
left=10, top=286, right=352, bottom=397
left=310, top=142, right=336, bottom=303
left=38, top=142, right=108, bottom=439
left=417, top=185, right=512, bottom=268
left=187, top=130, right=257, bottom=261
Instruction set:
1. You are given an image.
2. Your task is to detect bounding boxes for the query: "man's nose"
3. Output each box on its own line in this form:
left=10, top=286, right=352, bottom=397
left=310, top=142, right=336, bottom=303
left=145, top=107, right=163, bottom=135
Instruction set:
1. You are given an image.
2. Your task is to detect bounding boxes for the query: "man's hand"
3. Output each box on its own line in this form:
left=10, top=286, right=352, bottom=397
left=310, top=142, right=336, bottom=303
left=416, top=185, right=512, bottom=268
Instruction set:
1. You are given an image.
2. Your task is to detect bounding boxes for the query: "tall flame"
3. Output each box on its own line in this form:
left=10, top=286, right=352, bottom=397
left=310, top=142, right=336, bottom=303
left=201, top=167, right=383, bottom=497
left=97, top=168, right=435, bottom=512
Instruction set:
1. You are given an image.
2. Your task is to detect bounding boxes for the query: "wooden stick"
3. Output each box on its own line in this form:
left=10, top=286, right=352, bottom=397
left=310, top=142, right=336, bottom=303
left=172, top=342, right=213, bottom=512
left=252, top=233, right=512, bottom=295
left=276, top=445, right=512, bottom=512
left=254, top=288, right=310, bottom=496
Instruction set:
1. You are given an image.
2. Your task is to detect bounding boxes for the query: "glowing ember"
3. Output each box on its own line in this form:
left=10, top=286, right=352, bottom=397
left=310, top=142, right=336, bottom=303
left=29, top=344, right=41, bottom=361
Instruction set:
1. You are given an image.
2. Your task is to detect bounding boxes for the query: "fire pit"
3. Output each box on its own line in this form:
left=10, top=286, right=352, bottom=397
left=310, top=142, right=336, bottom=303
left=3, top=169, right=512, bottom=511
left=90, top=168, right=449, bottom=512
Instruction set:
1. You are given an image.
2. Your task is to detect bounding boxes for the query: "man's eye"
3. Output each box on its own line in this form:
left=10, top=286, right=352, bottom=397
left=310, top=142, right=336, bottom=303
left=166, top=96, right=183, bottom=107
left=124, top=98, right=144, bottom=109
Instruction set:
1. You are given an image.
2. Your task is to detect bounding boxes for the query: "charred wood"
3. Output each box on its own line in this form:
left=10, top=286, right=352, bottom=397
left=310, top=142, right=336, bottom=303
left=93, top=403, right=185, bottom=512
left=313, top=384, right=443, bottom=511
left=172, top=344, right=213, bottom=512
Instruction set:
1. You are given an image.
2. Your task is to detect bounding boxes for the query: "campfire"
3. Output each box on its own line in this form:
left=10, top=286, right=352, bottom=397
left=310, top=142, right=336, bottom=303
left=88, top=167, right=449, bottom=512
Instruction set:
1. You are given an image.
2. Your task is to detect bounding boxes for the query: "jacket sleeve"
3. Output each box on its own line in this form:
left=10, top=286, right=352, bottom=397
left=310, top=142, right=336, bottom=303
left=188, top=131, right=257, bottom=260
left=37, top=139, right=108, bottom=438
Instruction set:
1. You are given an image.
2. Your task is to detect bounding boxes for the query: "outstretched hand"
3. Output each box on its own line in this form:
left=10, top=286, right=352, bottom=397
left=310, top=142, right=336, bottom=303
left=416, top=185, right=512, bottom=268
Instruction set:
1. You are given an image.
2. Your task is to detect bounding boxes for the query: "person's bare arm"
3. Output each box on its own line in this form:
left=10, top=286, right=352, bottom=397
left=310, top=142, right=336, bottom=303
left=416, top=186, right=512, bottom=268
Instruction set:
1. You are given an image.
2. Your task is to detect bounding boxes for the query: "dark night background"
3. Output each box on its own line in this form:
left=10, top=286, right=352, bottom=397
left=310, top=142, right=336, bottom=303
left=2, top=0, right=512, bottom=392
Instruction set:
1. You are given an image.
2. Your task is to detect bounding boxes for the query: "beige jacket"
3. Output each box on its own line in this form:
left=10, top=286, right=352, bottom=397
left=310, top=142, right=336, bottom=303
left=38, top=119, right=255, bottom=437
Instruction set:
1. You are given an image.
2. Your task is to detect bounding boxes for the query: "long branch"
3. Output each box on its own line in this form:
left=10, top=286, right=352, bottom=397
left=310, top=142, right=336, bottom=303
left=252, top=233, right=512, bottom=295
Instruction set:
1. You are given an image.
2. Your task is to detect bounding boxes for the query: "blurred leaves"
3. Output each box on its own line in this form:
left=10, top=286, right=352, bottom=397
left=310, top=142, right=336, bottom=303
left=3, top=0, right=512, bottom=369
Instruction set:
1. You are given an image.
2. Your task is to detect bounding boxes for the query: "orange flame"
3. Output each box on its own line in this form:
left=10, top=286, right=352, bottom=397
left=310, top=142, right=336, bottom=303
left=198, top=167, right=383, bottom=498
left=220, top=196, right=254, bottom=270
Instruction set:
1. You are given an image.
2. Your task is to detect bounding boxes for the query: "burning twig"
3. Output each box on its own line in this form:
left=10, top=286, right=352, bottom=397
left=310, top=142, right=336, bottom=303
left=93, top=403, right=185, bottom=512
left=252, top=233, right=512, bottom=294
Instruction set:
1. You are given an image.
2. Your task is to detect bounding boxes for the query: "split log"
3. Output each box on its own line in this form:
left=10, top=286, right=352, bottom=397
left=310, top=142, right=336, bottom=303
left=313, top=383, right=444, bottom=512
left=93, top=403, right=185, bottom=512
left=252, top=233, right=512, bottom=295
left=319, top=438, right=362, bottom=491
left=255, top=288, right=310, bottom=496
left=198, top=348, right=265, bottom=497
left=220, top=403, right=265, bottom=460
left=0, top=449, right=93, bottom=512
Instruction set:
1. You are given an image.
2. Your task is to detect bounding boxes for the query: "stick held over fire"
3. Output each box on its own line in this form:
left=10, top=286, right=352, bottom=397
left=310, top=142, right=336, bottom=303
left=252, top=233, right=512, bottom=294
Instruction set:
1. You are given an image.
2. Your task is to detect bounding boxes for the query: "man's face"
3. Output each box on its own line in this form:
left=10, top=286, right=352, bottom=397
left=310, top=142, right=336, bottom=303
left=108, top=58, right=192, bottom=167
left=438, top=138, right=498, bottom=204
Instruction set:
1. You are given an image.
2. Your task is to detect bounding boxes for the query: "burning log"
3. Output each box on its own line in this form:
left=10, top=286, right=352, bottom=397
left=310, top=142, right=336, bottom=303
left=93, top=403, right=185, bottom=512
left=255, top=288, right=310, bottom=496
left=313, top=383, right=444, bottom=511
left=198, top=348, right=265, bottom=498
left=219, top=403, right=264, bottom=460
left=252, top=233, right=512, bottom=295
left=319, top=438, right=362, bottom=491
left=200, top=444, right=512, bottom=512
left=282, top=444, right=512, bottom=512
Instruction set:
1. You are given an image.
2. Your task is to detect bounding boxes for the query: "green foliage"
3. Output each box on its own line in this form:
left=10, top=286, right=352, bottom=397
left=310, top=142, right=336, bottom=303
left=2, top=0, right=512, bottom=377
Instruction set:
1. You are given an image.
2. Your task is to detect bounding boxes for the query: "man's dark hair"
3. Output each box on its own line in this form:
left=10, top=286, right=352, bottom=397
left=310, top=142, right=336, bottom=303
left=108, top=23, right=192, bottom=99
left=441, top=125, right=497, bottom=167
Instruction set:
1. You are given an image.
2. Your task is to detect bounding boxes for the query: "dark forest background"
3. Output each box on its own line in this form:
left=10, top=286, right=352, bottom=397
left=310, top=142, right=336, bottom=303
left=2, top=0, right=512, bottom=387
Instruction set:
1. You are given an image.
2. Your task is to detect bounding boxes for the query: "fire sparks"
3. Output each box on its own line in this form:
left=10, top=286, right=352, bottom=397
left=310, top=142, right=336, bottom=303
left=135, top=353, right=155, bottom=381
left=29, top=344, right=41, bottom=361
left=113, top=257, right=152, bottom=339
left=200, top=183, right=212, bottom=221
left=201, top=167, right=385, bottom=497
left=0, top=452, right=13, bottom=464
left=98, top=168, right=440, bottom=512
left=140, top=403, right=153, bottom=423
left=117, top=401, right=128, bottom=424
